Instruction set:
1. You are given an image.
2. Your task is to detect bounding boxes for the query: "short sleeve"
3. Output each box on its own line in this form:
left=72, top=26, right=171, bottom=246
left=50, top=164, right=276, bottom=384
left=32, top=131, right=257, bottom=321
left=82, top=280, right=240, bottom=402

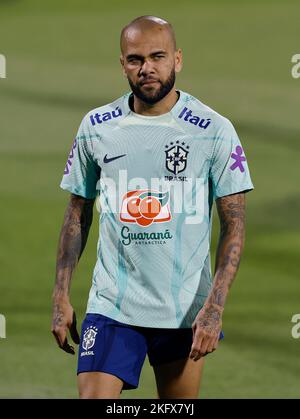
left=60, top=116, right=100, bottom=199
left=210, top=119, right=254, bottom=199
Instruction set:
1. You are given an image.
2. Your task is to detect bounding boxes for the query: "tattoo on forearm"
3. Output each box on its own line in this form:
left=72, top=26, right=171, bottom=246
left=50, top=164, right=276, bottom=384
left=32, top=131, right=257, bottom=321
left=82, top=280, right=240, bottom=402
left=207, top=193, right=246, bottom=308
left=53, top=303, right=64, bottom=327
left=54, top=194, right=94, bottom=297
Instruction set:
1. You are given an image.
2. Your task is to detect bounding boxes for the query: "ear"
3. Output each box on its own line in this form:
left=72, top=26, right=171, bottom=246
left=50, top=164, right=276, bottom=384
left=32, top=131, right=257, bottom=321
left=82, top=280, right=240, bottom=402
left=120, top=55, right=127, bottom=77
left=174, top=48, right=183, bottom=73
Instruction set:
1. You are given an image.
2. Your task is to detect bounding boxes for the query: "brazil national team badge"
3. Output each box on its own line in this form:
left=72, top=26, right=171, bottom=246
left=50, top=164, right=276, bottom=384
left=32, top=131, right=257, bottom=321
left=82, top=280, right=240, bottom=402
left=165, top=141, right=189, bottom=175
left=82, top=326, right=98, bottom=352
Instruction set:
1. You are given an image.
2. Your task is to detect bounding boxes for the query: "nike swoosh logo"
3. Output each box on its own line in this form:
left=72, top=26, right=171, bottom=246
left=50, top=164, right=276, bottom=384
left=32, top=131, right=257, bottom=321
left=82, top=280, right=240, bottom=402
left=103, top=153, right=126, bottom=163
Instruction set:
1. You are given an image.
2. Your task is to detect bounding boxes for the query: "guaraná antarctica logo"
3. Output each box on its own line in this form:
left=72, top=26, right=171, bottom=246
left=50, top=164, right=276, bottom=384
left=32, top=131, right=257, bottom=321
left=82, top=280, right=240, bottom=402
left=120, top=189, right=171, bottom=227
left=120, top=189, right=173, bottom=246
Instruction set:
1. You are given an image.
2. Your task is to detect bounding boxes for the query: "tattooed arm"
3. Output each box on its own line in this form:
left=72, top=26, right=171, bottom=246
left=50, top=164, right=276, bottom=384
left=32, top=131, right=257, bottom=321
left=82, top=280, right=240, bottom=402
left=51, top=193, right=95, bottom=354
left=189, top=192, right=245, bottom=361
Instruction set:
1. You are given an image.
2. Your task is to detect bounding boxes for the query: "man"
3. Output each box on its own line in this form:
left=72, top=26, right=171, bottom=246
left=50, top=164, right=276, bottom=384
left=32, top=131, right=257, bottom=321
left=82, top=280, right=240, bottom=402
left=51, top=16, right=254, bottom=399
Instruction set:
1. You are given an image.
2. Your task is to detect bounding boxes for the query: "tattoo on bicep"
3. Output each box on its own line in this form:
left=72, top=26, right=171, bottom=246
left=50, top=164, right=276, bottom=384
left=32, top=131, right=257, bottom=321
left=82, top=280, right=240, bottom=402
left=218, top=193, right=245, bottom=232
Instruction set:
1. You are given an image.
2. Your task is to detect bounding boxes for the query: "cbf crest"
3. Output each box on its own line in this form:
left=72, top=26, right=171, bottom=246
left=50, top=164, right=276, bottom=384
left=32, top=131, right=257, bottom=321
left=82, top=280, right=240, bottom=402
left=82, top=326, right=98, bottom=351
left=165, top=141, right=189, bottom=175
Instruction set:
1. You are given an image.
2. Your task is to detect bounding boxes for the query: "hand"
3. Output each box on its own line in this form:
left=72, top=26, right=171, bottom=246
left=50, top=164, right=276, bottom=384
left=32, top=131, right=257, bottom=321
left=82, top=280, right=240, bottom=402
left=51, top=298, right=80, bottom=355
left=189, top=303, right=223, bottom=361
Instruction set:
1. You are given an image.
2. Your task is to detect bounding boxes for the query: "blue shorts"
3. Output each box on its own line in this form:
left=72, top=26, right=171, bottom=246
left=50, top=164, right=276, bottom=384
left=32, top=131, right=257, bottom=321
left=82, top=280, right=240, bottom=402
left=77, top=313, right=224, bottom=390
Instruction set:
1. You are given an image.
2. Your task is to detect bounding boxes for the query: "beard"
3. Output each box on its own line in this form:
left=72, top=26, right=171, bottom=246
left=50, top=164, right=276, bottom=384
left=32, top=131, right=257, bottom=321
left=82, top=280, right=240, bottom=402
left=127, top=68, right=176, bottom=105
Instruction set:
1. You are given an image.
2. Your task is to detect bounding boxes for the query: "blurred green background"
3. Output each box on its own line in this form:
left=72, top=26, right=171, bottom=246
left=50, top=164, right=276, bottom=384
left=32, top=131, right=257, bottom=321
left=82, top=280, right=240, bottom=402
left=0, top=0, right=299, bottom=398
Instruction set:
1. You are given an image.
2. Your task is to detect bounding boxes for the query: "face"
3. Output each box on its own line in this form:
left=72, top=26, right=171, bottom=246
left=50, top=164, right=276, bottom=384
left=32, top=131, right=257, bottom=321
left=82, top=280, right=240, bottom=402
left=120, top=26, right=182, bottom=105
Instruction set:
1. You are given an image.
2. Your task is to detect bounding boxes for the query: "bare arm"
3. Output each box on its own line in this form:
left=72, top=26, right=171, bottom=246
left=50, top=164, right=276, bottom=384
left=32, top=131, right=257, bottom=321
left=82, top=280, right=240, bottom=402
left=189, top=192, right=245, bottom=361
left=51, top=193, right=95, bottom=354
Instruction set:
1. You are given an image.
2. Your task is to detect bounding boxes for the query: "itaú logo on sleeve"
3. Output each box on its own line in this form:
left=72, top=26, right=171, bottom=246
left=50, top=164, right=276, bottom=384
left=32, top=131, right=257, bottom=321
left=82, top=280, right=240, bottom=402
left=63, top=138, right=77, bottom=175
left=120, top=190, right=171, bottom=227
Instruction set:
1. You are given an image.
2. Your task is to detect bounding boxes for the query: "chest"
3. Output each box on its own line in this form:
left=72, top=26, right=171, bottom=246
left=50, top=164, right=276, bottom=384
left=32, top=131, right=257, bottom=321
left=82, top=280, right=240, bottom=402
left=93, top=123, right=213, bottom=181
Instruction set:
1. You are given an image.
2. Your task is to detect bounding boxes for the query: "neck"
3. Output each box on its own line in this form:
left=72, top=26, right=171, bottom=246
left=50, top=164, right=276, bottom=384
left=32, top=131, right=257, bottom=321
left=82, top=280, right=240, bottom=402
left=132, top=88, right=179, bottom=116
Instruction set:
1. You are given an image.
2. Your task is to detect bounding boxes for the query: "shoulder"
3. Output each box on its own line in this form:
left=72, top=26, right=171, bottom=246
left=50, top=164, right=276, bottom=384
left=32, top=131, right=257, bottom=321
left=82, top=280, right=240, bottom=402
left=175, top=91, right=235, bottom=136
left=79, top=93, right=131, bottom=132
